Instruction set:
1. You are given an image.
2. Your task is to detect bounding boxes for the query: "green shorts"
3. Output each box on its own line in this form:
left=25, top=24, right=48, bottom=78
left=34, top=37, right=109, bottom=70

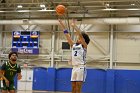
left=1, top=80, right=15, bottom=90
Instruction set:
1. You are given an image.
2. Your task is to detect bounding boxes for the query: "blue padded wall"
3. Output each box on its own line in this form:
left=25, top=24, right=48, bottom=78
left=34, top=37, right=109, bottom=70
left=55, top=68, right=72, bottom=92
left=46, top=67, right=56, bottom=91
left=32, top=68, right=140, bottom=93
left=33, top=67, right=48, bottom=90
left=33, top=67, right=56, bottom=91
left=106, top=69, right=115, bottom=93
left=82, top=69, right=106, bottom=93
left=115, top=70, right=140, bottom=93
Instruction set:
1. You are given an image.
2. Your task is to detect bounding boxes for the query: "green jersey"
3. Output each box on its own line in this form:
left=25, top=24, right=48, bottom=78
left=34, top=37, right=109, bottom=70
left=1, top=61, right=21, bottom=82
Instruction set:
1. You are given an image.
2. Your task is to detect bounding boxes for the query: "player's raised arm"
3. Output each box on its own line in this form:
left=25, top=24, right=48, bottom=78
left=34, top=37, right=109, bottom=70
left=58, top=19, right=74, bottom=47
left=71, top=21, right=87, bottom=48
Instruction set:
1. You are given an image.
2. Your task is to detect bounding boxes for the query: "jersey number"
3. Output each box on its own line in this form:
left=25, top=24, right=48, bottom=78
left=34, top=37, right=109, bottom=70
left=10, top=72, right=13, bottom=76
left=74, top=51, right=78, bottom=56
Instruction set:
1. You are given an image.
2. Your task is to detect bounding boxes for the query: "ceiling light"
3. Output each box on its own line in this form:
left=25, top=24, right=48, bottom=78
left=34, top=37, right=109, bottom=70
left=103, top=8, right=117, bottom=11
left=103, top=8, right=140, bottom=11
left=105, top=4, right=110, bottom=7
left=127, top=8, right=139, bottom=10
left=40, top=4, right=46, bottom=8
left=131, top=3, right=135, bottom=6
left=38, top=10, right=56, bottom=12
left=17, top=5, right=23, bottom=8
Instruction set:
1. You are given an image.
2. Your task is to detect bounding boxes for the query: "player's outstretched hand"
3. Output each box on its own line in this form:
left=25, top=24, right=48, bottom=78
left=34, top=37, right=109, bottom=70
left=71, top=19, right=76, bottom=27
left=18, top=74, right=22, bottom=80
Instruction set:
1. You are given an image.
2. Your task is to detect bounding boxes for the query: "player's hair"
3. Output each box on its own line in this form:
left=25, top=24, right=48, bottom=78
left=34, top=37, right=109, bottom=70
left=8, top=52, right=18, bottom=59
left=81, top=31, right=90, bottom=45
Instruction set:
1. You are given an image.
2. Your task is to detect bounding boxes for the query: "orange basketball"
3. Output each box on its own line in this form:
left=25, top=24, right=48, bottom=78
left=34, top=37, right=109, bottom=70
left=56, top=5, right=66, bottom=15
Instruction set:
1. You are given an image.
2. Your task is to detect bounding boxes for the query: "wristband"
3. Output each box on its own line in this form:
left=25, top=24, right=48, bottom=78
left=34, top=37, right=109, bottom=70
left=64, top=29, right=68, bottom=34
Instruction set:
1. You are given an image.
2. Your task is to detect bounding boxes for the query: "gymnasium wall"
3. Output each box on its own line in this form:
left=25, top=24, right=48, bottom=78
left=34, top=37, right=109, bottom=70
left=31, top=67, right=140, bottom=93
left=1, top=24, right=140, bottom=69
left=115, top=25, right=140, bottom=69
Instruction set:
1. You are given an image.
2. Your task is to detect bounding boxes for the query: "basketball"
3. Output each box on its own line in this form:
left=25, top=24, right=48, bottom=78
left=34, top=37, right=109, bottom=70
left=56, top=5, right=66, bottom=15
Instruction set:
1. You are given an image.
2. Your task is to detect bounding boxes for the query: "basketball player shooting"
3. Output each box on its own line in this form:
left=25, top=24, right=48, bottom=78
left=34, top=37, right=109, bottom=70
left=58, top=19, right=90, bottom=93
left=0, top=52, right=22, bottom=93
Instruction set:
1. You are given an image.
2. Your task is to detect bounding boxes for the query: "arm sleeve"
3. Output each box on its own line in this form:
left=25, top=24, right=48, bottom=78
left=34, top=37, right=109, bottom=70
left=0, top=63, right=6, bottom=70
left=17, top=65, right=21, bottom=73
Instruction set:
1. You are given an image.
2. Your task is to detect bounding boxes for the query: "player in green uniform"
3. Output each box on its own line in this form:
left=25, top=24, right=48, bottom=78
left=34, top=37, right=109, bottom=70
left=0, top=52, right=22, bottom=93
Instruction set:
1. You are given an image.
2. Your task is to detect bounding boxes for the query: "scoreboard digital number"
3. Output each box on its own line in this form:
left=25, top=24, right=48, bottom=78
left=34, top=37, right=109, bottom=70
left=12, top=31, right=39, bottom=54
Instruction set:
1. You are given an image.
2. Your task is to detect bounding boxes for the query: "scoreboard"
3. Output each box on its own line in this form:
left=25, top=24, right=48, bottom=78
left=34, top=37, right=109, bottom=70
left=12, top=31, right=39, bottom=54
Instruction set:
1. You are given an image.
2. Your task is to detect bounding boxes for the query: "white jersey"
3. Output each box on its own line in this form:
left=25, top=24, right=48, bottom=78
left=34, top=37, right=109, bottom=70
left=71, top=43, right=86, bottom=65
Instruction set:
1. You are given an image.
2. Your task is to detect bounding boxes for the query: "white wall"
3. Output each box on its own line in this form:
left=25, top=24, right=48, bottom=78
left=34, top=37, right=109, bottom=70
left=114, top=25, right=140, bottom=69
left=1, top=24, right=140, bottom=69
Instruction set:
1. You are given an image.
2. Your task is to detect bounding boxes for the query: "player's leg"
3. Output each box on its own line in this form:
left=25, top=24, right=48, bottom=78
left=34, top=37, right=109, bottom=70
left=9, top=90, right=15, bottom=93
left=9, top=82, right=16, bottom=93
left=76, top=81, right=83, bottom=93
left=71, top=67, right=77, bottom=93
left=1, top=90, right=8, bottom=93
left=72, top=81, right=76, bottom=93
left=1, top=81, right=8, bottom=93
left=76, top=66, right=86, bottom=93
left=76, top=71, right=84, bottom=93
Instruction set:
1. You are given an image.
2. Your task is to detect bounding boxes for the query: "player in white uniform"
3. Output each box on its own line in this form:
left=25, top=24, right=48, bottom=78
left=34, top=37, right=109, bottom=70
left=58, top=19, right=90, bottom=93
left=71, top=43, right=87, bottom=82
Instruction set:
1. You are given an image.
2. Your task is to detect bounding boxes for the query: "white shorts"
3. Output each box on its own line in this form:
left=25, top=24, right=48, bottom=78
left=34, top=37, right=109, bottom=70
left=71, top=65, right=87, bottom=82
